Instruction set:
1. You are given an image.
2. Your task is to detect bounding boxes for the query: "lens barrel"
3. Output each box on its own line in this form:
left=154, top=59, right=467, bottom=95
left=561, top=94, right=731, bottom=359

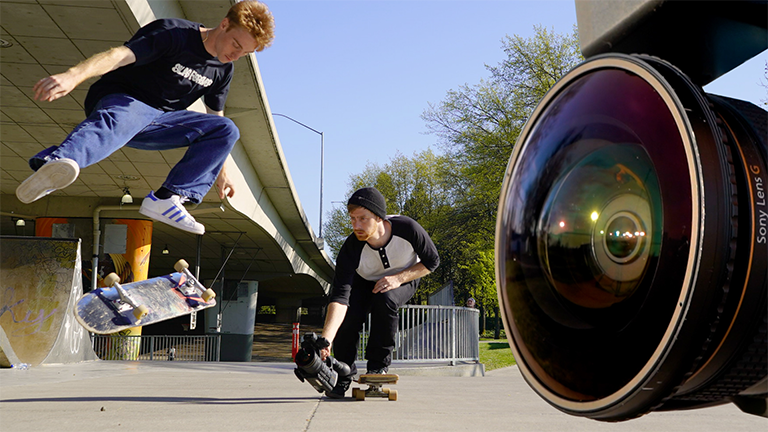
left=495, top=53, right=767, bottom=421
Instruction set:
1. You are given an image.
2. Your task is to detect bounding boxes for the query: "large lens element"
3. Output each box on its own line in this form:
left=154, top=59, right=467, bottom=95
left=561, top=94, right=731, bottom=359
left=495, top=54, right=767, bottom=421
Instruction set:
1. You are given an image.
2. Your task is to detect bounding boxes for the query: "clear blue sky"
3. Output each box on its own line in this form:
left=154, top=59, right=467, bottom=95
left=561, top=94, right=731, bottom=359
left=254, top=0, right=767, bottom=242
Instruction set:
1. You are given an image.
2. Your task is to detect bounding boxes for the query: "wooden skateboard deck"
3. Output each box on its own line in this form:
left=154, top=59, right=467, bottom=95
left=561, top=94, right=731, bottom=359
left=74, top=259, right=216, bottom=334
left=353, top=373, right=399, bottom=401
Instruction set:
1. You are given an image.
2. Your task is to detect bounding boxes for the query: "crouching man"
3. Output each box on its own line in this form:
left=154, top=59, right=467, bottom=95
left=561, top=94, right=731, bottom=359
left=319, top=187, right=439, bottom=398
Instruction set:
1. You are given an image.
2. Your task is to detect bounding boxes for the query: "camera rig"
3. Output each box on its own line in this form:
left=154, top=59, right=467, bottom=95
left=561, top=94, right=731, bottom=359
left=293, top=332, right=351, bottom=394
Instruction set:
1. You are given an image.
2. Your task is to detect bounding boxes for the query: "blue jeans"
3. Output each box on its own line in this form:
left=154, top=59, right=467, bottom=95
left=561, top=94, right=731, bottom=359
left=29, top=93, right=239, bottom=203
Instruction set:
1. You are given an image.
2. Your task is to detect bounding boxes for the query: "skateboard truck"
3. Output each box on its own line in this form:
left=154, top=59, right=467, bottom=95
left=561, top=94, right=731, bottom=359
left=103, top=273, right=149, bottom=320
left=173, top=259, right=216, bottom=302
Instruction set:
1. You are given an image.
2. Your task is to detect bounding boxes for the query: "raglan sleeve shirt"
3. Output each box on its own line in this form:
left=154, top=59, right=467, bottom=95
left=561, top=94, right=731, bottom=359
left=329, top=216, right=439, bottom=306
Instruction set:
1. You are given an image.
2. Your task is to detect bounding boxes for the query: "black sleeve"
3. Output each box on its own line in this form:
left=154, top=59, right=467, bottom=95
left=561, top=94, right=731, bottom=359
left=400, top=216, right=440, bottom=272
left=329, top=236, right=362, bottom=306
left=124, top=20, right=178, bottom=67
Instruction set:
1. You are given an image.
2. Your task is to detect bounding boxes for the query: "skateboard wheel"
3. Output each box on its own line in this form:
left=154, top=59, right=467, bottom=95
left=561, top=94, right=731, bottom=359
left=388, top=389, right=398, bottom=401
left=133, top=305, right=149, bottom=320
left=382, top=387, right=390, bottom=394
left=202, top=289, right=216, bottom=302
left=353, top=388, right=365, bottom=401
left=174, top=259, right=189, bottom=272
left=104, top=273, right=120, bottom=287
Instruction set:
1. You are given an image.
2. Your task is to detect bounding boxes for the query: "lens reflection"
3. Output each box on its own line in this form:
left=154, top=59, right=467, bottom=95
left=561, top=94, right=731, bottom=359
left=605, top=215, right=641, bottom=261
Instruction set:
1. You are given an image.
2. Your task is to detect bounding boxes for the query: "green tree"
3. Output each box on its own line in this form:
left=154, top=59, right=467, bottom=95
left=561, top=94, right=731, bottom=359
left=456, top=241, right=497, bottom=310
left=423, top=26, right=582, bottom=219
left=323, top=202, right=354, bottom=258
left=420, top=25, right=582, bottom=305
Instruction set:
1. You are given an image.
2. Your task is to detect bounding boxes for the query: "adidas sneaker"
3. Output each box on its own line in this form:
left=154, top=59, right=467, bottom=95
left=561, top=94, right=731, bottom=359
left=139, top=191, right=205, bottom=235
left=16, top=158, right=80, bottom=204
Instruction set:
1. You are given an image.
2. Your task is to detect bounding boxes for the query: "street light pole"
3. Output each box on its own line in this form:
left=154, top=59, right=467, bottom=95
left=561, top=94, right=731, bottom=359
left=319, top=130, right=324, bottom=238
left=272, top=113, right=324, bottom=239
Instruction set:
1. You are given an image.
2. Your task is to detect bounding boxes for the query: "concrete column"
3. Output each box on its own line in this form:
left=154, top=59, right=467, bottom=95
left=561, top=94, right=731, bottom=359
left=306, top=305, right=325, bottom=325
left=206, top=281, right=258, bottom=362
left=275, top=297, right=302, bottom=323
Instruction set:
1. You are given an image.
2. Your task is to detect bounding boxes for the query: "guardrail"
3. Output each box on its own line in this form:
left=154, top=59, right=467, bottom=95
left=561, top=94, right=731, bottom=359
left=91, top=335, right=220, bottom=361
left=358, top=305, right=480, bottom=364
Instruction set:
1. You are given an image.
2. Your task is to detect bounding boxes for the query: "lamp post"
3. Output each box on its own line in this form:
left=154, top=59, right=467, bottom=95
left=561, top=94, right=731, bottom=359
left=272, top=113, right=324, bottom=239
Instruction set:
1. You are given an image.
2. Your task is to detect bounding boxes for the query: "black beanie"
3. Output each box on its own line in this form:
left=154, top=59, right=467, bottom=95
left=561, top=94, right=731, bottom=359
left=347, top=187, right=387, bottom=219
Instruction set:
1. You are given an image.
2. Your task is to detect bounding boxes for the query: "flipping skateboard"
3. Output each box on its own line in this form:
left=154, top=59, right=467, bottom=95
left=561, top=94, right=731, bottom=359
left=74, top=259, right=216, bottom=334
left=353, top=374, right=399, bottom=401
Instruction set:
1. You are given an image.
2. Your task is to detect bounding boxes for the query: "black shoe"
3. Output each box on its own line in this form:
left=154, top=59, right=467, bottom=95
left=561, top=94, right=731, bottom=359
left=366, top=367, right=388, bottom=375
left=325, top=377, right=351, bottom=399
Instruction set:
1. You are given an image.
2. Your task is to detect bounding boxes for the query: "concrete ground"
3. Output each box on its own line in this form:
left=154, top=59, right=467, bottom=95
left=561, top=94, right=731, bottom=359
left=1, top=361, right=763, bottom=432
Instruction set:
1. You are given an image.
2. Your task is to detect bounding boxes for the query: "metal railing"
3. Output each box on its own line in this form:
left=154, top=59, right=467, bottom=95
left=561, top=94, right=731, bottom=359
left=358, top=305, right=479, bottom=364
left=91, top=335, right=221, bottom=361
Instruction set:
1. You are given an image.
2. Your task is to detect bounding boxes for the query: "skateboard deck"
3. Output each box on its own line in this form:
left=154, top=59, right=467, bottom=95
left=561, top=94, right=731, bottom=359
left=74, top=259, right=216, bottom=334
left=353, top=373, right=399, bottom=401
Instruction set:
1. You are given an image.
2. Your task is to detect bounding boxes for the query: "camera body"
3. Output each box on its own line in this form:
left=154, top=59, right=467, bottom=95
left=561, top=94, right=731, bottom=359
left=293, top=332, right=351, bottom=394
left=575, top=0, right=767, bottom=86
left=495, top=0, right=767, bottom=422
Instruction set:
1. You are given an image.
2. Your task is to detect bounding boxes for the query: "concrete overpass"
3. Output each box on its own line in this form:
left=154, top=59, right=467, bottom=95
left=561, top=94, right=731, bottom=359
left=0, top=0, right=334, bottom=326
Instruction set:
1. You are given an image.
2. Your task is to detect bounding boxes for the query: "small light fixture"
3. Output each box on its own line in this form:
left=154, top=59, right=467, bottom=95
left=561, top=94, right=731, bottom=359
left=15, top=218, right=25, bottom=227
left=121, top=187, right=133, bottom=204
left=162, top=245, right=169, bottom=255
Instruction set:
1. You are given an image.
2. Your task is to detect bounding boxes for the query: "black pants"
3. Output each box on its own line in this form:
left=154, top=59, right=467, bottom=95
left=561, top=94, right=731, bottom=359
left=333, top=273, right=418, bottom=378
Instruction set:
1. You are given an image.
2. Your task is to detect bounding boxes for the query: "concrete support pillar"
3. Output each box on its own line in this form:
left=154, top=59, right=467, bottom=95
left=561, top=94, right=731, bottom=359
left=275, top=297, right=302, bottom=324
left=206, top=281, right=258, bottom=362
left=306, top=305, right=325, bottom=324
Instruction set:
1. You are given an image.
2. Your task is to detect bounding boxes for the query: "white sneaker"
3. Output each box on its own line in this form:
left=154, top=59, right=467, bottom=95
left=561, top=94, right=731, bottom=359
left=139, top=191, right=205, bottom=235
left=16, top=158, right=80, bottom=204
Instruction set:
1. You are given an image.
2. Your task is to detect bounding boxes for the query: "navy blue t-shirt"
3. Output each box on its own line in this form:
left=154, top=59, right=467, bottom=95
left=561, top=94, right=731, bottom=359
left=85, top=19, right=233, bottom=114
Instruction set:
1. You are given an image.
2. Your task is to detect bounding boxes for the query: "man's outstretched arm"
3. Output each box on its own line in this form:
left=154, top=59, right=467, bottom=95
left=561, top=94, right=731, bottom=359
left=33, top=46, right=136, bottom=102
left=319, top=301, right=348, bottom=360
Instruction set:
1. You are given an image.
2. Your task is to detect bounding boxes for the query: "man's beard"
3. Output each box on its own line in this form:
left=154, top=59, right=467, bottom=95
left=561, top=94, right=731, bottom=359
left=354, top=231, right=371, bottom=241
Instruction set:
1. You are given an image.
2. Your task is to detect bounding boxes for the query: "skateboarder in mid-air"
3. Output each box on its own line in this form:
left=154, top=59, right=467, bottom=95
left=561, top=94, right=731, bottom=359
left=15, top=1, right=275, bottom=235
left=319, top=187, right=440, bottom=398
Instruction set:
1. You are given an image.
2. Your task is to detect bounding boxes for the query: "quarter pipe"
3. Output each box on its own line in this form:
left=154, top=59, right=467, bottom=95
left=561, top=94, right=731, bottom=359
left=0, top=236, right=96, bottom=366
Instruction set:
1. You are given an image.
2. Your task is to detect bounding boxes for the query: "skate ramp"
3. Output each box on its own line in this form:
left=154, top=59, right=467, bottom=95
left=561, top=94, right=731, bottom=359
left=0, top=236, right=96, bottom=366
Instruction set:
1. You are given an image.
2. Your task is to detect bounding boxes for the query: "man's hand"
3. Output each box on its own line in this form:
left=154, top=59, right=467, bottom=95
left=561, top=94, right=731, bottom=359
left=215, top=163, right=235, bottom=199
left=373, top=275, right=403, bottom=294
left=319, top=345, right=331, bottom=361
left=33, top=72, right=79, bottom=102
left=33, top=46, right=135, bottom=103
